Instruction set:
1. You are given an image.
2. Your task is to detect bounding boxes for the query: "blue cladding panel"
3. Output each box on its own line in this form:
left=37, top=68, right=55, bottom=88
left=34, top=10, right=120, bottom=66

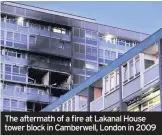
left=86, top=39, right=97, bottom=46
left=99, top=58, right=104, bottom=63
left=41, top=28, right=162, bottom=112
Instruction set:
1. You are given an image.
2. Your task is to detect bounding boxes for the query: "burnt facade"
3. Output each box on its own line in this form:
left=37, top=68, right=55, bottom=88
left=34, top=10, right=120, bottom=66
left=0, top=2, right=149, bottom=112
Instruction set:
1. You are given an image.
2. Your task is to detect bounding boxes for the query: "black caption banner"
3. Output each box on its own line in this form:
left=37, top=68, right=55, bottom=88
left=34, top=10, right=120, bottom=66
left=1, top=112, right=162, bottom=135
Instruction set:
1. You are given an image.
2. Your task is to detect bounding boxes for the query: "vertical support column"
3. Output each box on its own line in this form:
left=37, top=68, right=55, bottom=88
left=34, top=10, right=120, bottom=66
left=119, top=66, right=127, bottom=111
left=70, top=28, right=74, bottom=89
left=158, top=39, right=162, bottom=111
left=139, top=53, right=145, bottom=88
left=87, top=86, right=94, bottom=112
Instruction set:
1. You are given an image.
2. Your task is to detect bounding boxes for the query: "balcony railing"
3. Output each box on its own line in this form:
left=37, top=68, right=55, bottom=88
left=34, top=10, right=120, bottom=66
left=3, top=89, right=51, bottom=103
left=3, top=22, right=71, bottom=41
left=144, top=64, right=159, bottom=86
left=90, top=96, right=104, bottom=111
left=98, top=40, right=127, bottom=51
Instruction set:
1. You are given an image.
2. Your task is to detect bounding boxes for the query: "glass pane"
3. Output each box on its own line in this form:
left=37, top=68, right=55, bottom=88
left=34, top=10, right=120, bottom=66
left=5, top=64, right=11, bottom=73
left=14, top=33, right=21, bottom=41
left=11, top=100, right=17, bottom=108
left=7, top=32, right=13, bottom=40
left=21, top=34, right=27, bottom=43
left=129, top=63, right=133, bottom=77
left=86, top=46, right=91, bottom=55
left=135, top=60, right=140, bottom=73
left=111, top=51, right=116, bottom=59
left=3, top=98, right=10, bottom=107
left=92, top=47, right=97, bottom=56
left=1, top=30, right=4, bottom=39
left=18, top=101, right=25, bottom=108
left=29, top=36, right=36, bottom=44
left=20, top=67, right=26, bottom=74
left=99, top=49, right=103, bottom=57
left=80, top=45, right=85, bottom=53
left=13, top=66, right=19, bottom=73
left=74, top=43, right=79, bottom=52
left=80, top=29, right=85, bottom=38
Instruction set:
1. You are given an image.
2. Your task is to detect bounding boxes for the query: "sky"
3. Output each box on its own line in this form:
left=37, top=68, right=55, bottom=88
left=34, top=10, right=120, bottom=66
left=18, top=1, right=162, bottom=34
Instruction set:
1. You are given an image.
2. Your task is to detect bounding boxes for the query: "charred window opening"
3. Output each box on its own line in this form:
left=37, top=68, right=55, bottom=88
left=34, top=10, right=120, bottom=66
left=28, top=68, right=49, bottom=85
left=50, top=72, right=69, bottom=87
left=50, top=72, right=70, bottom=97
left=51, top=88, right=68, bottom=97
left=27, top=101, right=48, bottom=112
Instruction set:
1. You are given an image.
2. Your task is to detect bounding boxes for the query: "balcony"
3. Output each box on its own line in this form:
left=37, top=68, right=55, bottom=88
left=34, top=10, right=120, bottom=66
left=1, top=55, right=27, bottom=65
left=28, top=59, right=71, bottom=73
left=123, top=76, right=141, bottom=99
left=90, top=96, right=103, bottom=111
left=104, top=89, right=120, bottom=109
left=29, top=36, right=72, bottom=58
left=98, top=40, right=126, bottom=51
left=51, top=32, right=71, bottom=41
left=73, top=36, right=85, bottom=44
left=3, top=21, right=71, bottom=41
left=3, top=89, right=51, bottom=103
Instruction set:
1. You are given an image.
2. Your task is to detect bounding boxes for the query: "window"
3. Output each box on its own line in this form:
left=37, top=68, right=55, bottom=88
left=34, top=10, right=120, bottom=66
left=99, top=49, right=104, bottom=58
left=116, top=71, right=119, bottom=86
left=105, top=76, right=109, bottom=92
left=72, top=97, right=75, bottom=111
left=11, top=100, right=17, bottom=108
left=68, top=100, right=71, bottom=111
left=4, top=49, right=26, bottom=59
left=145, top=59, right=155, bottom=69
left=7, top=32, right=13, bottom=40
left=58, top=42, right=64, bottom=49
left=5, top=64, right=11, bottom=73
left=53, top=27, right=66, bottom=34
left=29, top=35, right=36, bottom=44
left=86, top=61, right=97, bottom=71
left=105, top=50, right=110, bottom=59
left=105, top=50, right=116, bottom=59
left=80, top=45, right=85, bottom=53
left=15, top=85, right=24, bottom=93
left=21, top=34, right=27, bottom=43
left=73, top=28, right=85, bottom=38
left=86, top=30, right=97, bottom=39
left=7, top=50, right=17, bottom=57
left=73, top=75, right=85, bottom=84
left=123, top=64, right=128, bottom=81
left=13, top=65, right=19, bottom=74
left=14, top=33, right=21, bottom=42
left=129, top=61, right=134, bottom=78
left=63, top=102, right=67, bottom=111
left=3, top=98, right=10, bottom=107
left=111, top=51, right=116, bottom=59
left=73, top=59, right=85, bottom=69
left=0, top=63, right=3, bottom=73
left=118, top=40, right=125, bottom=46
left=1, top=30, right=4, bottom=39
left=18, top=101, right=25, bottom=108
left=74, top=43, right=85, bottom=54
left=29, top=23, right=39, bottom=29
left=86, top=46, right=97, bottom=56
left=110, top=73, right=115, bottom=90
left=135, top=57, right=140, bottom=74
left=41, top=25, right=48, bottom=31
left=7, top=17, right=16, bottom=24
